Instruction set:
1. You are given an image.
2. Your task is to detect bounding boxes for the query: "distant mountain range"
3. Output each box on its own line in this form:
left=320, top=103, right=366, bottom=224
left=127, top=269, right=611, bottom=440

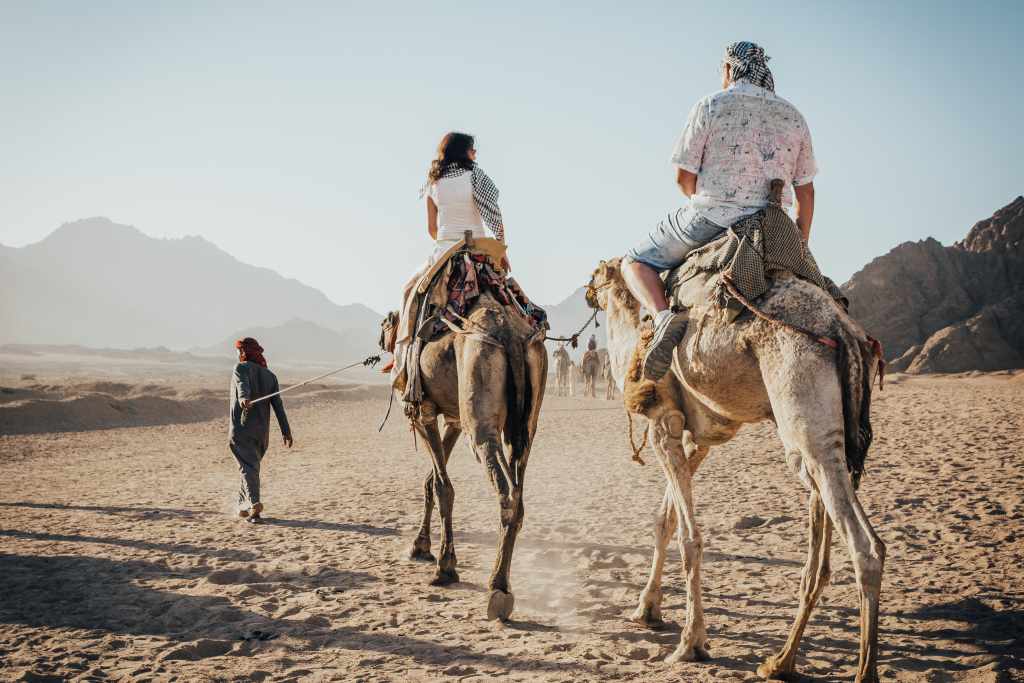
left=4, top=201, right=1022, bottom=373
left=843, top=196, right=1024, bottom=373
left=540, top=285, right=606, bottom=360
left=191, top=317, right=371, bottom=363
left=0, top=218, right=381, bottom=352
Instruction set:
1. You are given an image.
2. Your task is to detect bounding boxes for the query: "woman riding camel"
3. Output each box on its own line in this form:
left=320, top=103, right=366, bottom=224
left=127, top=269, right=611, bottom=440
left=383, top=131, right=508, bottom=375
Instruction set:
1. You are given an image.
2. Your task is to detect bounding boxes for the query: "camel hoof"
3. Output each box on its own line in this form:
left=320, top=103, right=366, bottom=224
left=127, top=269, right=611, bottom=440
left=666, top=645, right=711, bottom=664
left=429, top=569, right=460, bottom=586
left=756, top=656, right=795, bottom=681
left=486, top=589, right=515, bottom=621
left=630, top=606, right=665, bottom=630
left=408, top=547, right=436, bottom=562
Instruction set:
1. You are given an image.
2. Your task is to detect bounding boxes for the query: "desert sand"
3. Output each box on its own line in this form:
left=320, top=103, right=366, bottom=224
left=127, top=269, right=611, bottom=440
left=1, top=362, right=1022, bottom=682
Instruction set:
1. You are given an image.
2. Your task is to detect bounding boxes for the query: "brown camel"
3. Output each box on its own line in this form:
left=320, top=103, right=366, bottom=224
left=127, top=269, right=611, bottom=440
left=586, top=258, right=884, bottom=682
left=380, top=291, right=547, bottom=621
left=580, top=349, right=601, bottom=398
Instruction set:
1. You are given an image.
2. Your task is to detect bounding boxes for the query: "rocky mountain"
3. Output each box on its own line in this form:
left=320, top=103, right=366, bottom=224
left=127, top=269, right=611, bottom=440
left=0, top=218, right=382, bottom=350
left=844, top=197, right=1024, bottom=373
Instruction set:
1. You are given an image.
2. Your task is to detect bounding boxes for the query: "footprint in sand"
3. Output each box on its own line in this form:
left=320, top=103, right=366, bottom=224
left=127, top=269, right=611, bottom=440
left=157, top=639, right=234, bottom=661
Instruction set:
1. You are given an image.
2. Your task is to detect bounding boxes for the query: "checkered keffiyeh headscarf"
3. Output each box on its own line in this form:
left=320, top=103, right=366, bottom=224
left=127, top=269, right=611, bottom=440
left=724, top=41, right=774, bottom=92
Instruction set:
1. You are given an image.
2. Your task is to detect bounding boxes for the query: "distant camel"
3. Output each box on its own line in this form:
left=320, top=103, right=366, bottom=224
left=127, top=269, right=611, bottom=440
left=553, top=345, right=572, bottom=397
left=567, top=361, right=581, bottom=397
left=586, top=255, right=884, bottom=682
left=580, top=349, right=601, bottom=398
left=602, top=355, right=618, bottom=400
left=380, top=291, right=547, bottom=621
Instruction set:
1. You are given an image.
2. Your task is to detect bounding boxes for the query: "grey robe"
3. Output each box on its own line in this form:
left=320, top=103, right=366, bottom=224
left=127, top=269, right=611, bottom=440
left=229, top=361, right=291, bottom=508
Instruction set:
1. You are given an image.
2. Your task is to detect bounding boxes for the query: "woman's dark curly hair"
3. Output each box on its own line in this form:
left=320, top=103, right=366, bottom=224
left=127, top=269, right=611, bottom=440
left=427, top=132, right=475, bottom=183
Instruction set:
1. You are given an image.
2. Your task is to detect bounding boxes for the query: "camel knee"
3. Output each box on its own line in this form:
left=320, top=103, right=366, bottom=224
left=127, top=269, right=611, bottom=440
left=654, top=412, right=685, bottom=442
left=802, top=560, right=832, bottom=599
left=432, top=476, right=454, bottom=504
left=855, top=538, right=886, bottom=588
left=680, top=536, right=703, bottom=572
left=654, top=509, right=675, bottom=540
left=499, top=492, right=523, bottom=530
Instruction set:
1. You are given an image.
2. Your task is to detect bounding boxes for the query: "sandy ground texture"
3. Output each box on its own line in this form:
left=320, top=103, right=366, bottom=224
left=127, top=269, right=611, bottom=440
left=1, top=370, right=1022, bottom=682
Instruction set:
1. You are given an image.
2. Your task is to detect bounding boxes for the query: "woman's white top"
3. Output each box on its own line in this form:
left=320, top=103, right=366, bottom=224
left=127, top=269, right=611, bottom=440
left=429, top=172, right=486, bottom=242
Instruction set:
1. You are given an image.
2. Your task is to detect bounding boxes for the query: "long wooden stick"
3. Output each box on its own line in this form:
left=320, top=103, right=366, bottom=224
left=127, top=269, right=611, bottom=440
left=248, top=354, right=381, bottom=405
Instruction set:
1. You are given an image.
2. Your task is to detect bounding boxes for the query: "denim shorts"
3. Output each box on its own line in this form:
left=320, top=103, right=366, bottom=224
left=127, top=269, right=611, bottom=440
left=624, top=209, right=726, bottom=271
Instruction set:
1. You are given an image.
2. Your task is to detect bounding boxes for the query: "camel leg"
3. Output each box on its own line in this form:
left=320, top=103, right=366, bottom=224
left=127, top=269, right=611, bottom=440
left=763, top=364, right=884, bottom=683
left=413, top=408, right=459, bottom=586
left=631, top=482, right=676, bottom=629
left=758, top=489, right=832, bottom=679
left=456, top=341, right=522, bottom=620
left=649, top=410, right=710, bottom=663
left=812, top=458, right=883, bottom=683
left=630, top=435, right=708, bottom=631
left=410, top=421, right=461, bottom=561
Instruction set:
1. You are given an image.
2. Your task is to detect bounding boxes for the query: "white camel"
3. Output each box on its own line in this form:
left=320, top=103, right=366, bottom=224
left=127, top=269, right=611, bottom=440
left=553, top=345, right=572, bottom=397
left=586, top=257, right=884, bottom=683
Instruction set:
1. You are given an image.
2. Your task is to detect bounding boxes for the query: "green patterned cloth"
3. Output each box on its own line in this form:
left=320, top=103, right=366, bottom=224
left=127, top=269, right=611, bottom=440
left=665, top=203, right=845, bottom=315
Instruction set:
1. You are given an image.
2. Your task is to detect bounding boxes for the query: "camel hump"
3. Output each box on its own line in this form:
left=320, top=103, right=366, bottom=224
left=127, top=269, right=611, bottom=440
left=769, top=178, right=784, bottom=206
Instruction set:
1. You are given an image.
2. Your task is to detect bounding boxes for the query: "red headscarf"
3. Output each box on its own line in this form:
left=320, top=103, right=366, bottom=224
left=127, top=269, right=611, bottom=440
left=235, top=337, right=267, bottom=368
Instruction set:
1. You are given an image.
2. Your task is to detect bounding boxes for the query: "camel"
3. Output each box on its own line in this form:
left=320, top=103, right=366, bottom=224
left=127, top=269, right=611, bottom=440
left=553, top=345, right=572, bottom=397
left=569, top=361, right=581, bottom=396
left=585, top=257, right=884, bottom=682
left=602, top=354, right=618, bottom=400
left=580, top=348, right=601, bottom=398
left=380, top=290, right=547, bottom=621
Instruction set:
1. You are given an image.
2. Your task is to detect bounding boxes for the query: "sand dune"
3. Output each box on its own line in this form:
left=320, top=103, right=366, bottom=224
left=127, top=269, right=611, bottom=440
left=0, top=380, right=391, bottom=435
left=0, top=371, right=1021, bottom=681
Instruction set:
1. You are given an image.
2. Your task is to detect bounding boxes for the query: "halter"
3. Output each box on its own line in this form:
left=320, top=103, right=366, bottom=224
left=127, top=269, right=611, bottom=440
left=584, top=280, right=615, bottom=310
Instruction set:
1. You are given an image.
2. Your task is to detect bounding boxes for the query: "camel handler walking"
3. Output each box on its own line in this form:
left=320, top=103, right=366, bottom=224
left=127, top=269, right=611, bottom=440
left=622, top=41, right=818, bottom=380
left=229, top=337, right=293, bottom=524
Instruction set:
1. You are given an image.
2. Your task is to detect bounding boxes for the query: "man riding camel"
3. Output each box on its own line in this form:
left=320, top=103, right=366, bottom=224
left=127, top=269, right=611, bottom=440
left=621, top=41, right=817, bottom=380
left=230, top=337, right=293, bottom=524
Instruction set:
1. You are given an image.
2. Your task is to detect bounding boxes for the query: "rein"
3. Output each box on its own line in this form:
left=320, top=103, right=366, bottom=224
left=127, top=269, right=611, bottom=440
left=722, top=278, right=838, bottom=350
left=627, top=412, right=648, bottom=465
left=544, top=280, right=611, bottom=348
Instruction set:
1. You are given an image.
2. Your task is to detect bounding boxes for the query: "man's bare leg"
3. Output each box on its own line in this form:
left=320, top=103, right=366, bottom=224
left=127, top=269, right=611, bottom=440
left=621, top=257, right=688, bottom=381
left=621, top=258, right=670, bottom=315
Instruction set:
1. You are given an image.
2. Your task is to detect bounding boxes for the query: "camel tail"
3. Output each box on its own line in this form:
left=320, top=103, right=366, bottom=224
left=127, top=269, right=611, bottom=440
left=835, top=325, right=875, bottom=489
left=503, top=336, right=530, bottom=463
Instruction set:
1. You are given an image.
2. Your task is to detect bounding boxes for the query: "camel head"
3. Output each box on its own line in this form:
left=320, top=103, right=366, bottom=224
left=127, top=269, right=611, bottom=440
left=379, top=310, right=399, bottom=353
left=586, top=257, right=639, bottom=318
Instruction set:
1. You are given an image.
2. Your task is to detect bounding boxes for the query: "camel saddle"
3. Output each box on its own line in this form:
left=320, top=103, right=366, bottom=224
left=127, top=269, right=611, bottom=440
left=398, top=231, right=547, bottom=404
left=663, top=179, right=846, bottom=323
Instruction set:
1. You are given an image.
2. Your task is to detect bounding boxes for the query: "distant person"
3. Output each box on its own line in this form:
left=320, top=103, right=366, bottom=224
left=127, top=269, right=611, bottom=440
left=382, top=131, right=508, bottom=376
left=621, top=41, right=817, bottom=380
left=230, top=337, right=293, bottom=524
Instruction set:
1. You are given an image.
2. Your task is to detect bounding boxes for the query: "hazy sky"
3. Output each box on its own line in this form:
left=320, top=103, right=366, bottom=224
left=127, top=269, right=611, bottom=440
left=2, top=1, right=1021, bottom=314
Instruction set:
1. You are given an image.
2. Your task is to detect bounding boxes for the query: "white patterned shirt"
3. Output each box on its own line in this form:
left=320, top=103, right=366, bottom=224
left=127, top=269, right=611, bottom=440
left=671, top=81, right=817, bottom=228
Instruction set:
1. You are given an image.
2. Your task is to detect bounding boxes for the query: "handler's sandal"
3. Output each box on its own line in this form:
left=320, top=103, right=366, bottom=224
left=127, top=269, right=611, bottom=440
left=246, top=503, right=264, bottom=524
left=642, top=313, right=688, bottom=381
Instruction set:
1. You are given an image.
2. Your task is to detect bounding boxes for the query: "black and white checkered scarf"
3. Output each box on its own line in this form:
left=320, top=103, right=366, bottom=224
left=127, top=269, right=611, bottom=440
left=724, top=41, right=774, bottom=92
left=426, top=164, right=505, bottom=242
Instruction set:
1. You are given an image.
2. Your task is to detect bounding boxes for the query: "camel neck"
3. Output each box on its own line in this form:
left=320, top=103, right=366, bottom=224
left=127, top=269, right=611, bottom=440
left=603, top=296, right=641, bottom=390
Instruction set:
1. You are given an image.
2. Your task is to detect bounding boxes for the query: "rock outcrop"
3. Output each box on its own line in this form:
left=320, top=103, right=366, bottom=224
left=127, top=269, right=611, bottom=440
left=843, top=197, right=1024, bottom=373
